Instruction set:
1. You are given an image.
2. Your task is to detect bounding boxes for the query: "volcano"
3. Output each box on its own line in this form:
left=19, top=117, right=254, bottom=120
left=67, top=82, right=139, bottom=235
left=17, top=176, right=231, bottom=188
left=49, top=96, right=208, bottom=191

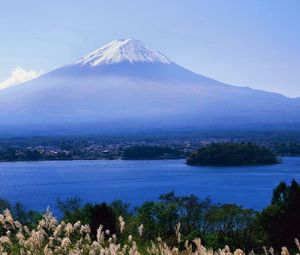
left=0, top=39, right=299, bottom=135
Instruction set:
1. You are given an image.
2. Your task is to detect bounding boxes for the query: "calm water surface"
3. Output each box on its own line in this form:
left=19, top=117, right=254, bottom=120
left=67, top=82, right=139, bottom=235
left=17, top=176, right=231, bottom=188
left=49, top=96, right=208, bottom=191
left=0, top=157, right=299, bottom=212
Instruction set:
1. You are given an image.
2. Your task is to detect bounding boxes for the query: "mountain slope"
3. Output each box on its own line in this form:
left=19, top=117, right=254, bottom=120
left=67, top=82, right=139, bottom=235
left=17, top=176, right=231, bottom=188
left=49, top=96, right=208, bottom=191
left=0, top=39, right=299, bottom=134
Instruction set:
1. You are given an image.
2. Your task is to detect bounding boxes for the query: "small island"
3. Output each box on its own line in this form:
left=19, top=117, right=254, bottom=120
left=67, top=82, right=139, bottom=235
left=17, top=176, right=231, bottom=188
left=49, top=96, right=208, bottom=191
left=187, top=142, right=279, bottom=166
left=122, top=146, right=181, bottom=160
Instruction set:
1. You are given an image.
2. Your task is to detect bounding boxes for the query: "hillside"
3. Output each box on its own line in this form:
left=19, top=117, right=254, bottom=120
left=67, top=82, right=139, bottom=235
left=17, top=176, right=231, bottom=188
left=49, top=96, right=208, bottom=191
left=0, top=39, right=299, bottom=135
left=187, top=142, right=279, bottom=166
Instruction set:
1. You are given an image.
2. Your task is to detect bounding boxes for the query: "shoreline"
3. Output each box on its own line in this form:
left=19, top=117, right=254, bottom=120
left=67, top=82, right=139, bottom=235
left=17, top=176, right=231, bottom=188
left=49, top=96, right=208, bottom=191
left=0, top=155, right=299, bottom=165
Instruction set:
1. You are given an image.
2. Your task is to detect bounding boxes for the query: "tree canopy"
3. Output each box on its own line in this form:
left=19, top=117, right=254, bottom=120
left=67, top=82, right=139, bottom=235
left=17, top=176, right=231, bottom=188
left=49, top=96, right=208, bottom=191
left=187, top=142, right=279, bottom=166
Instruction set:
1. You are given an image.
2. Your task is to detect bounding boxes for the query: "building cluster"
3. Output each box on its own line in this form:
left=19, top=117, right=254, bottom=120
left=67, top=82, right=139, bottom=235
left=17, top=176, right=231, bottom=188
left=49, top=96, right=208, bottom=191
left=0, top=136, right=251, bottom=161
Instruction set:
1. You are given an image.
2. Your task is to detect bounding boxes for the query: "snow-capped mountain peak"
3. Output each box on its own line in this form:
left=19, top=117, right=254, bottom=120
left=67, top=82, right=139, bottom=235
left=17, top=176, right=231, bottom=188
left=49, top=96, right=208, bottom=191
left=75, top=39, right=171, bottom=66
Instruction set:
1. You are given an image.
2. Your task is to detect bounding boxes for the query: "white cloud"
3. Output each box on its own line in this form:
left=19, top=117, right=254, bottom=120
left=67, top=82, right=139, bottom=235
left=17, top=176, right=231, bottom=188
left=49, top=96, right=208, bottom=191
left=0, top=67, right=43, bottom=90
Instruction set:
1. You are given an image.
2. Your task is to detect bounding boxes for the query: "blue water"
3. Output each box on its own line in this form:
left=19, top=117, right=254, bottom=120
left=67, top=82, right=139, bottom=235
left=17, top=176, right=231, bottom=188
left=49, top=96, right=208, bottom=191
left=0, top=157, right=299, bottom=212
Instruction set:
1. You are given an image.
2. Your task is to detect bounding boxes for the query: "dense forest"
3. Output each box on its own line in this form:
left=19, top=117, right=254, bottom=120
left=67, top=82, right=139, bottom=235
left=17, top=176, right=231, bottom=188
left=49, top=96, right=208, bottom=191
left=187, top=143, right=279, bottom=166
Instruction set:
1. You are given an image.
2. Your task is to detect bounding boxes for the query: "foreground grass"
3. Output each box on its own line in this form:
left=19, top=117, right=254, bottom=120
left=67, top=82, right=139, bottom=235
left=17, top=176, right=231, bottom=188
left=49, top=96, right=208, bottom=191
left=0, top=209, right=299, bottom=255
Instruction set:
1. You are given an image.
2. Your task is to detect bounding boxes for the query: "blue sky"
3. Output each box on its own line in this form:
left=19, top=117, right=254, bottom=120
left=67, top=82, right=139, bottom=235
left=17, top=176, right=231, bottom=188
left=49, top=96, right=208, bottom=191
left=0, top=0, right=299, bottom=97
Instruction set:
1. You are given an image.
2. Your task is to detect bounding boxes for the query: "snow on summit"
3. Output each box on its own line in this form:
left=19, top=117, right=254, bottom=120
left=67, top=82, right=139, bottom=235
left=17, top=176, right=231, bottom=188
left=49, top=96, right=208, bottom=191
left=75, top=39, right=171, bottom=66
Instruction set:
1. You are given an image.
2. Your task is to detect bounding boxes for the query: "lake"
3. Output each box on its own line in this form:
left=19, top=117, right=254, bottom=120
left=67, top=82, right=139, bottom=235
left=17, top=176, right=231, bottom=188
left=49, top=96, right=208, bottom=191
left=0, top=157, right=299, bottom=212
